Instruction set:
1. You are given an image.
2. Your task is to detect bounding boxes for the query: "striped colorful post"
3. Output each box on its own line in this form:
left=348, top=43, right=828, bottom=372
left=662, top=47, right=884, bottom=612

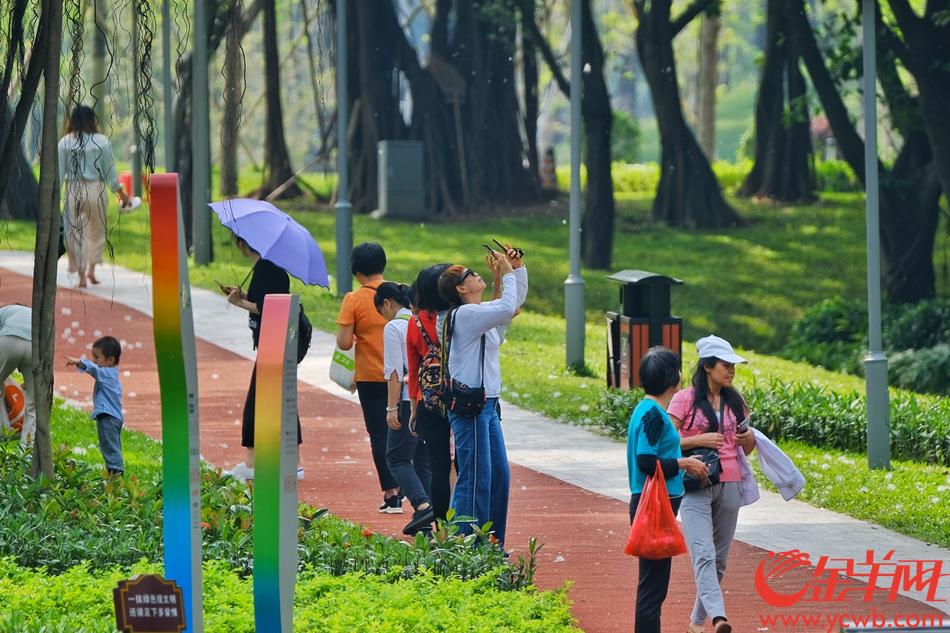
left=149, top=173, right=203, bottom=632
left=253, top=294, right=299, bottom=632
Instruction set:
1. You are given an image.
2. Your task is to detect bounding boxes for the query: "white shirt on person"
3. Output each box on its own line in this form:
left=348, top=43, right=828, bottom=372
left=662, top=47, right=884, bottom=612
left=438, top=267, right=528, bottom=398
left=382, top=307, right=412, bottom=402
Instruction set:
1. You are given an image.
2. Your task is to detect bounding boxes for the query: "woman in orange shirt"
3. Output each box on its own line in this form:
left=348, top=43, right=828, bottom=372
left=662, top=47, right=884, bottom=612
left=336, top=243, right=401, bottom=512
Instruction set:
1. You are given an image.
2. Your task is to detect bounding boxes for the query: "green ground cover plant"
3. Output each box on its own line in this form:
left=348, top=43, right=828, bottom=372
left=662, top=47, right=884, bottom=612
left=0, top=559, right=576, bottom=633
left=0, top=403, right=537, bottom=590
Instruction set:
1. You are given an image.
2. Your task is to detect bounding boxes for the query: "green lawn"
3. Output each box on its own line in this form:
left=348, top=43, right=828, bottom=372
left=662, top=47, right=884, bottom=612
left=1, top=181, right=946, bottom=428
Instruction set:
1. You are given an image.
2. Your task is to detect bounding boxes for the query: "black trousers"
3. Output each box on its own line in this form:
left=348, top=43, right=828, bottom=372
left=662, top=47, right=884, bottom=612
left=629, top=493, right=683, bottom=633
left=356, top=381, right=398, bottom=492
left=241, top=363, right=302, bottom=448
left=415, top=404, right=452, bottom=522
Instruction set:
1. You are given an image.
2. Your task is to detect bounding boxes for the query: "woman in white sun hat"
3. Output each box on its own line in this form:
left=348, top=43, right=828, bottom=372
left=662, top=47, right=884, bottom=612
left=667, top=335, right=756, bottom=633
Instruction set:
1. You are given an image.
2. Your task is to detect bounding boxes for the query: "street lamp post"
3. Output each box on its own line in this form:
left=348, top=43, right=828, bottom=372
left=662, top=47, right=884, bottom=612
left=861, top=0, right=890, bottom=469
left=564, top=0, right=585, bottom=369
left=335, top=0, right=353, bottom=297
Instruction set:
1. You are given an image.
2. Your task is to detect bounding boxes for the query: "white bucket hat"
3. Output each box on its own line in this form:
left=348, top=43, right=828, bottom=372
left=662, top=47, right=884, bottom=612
left=696, top=335, right=748, bottom=364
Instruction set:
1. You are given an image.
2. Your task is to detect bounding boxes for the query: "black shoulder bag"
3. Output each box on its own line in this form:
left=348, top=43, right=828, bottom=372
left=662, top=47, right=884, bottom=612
left=682, top=399, right=724, bottom=492
left=440, top=309, right=486, bottom=418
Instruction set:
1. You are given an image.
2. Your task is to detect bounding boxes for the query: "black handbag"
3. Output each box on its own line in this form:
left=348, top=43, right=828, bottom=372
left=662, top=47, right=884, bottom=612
left=441, top=309, right=486, bottom=418
left=682, top=399, right=724, bottom=491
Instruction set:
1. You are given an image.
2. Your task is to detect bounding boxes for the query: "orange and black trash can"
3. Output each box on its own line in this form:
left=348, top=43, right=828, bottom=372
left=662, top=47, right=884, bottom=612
left=606, top=270, right=683, bottom=389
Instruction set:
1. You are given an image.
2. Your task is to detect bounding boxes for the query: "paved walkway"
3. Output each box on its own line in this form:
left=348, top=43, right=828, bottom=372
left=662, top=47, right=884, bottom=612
left=2, top=251, right=948, bottom=632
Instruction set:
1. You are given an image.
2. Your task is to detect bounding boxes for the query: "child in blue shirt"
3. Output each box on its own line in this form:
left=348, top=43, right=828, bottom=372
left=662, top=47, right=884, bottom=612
left=65, top=336, right=124, bottom=474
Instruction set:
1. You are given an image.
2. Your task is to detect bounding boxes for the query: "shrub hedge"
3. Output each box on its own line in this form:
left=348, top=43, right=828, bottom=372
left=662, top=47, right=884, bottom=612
left=590, top=378, right=950, bottom=466
left=556, top=159, right=860, bottom=194
left=0, top=559, right=577, bottom=633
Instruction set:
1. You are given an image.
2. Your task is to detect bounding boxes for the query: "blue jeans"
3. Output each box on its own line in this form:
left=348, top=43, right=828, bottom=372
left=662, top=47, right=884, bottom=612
left=448, top=397, right=510, bottom=545
left=96, top=414, right=124, bottom=473
left=386, top=401, right=432, bottom=508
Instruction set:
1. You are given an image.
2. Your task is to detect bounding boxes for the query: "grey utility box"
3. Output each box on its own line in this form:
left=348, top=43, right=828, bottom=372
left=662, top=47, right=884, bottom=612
left=377, top=140, right=428, bottom=219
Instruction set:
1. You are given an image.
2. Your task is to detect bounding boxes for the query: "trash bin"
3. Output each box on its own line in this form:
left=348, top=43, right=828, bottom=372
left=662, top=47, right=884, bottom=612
left=605, top=270, right=683, bottom=389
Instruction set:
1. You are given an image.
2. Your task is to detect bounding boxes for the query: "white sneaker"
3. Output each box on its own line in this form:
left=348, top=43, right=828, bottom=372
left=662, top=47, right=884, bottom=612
left=296, top=467, right=305, bottom=480
left=224, top=462, right=254, bottom=483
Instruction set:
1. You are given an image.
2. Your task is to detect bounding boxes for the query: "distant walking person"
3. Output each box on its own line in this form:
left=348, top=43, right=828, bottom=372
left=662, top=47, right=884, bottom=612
left=668, top=335, right=756, bottom=633
left=0, top=303, right=35, bottom=449
left=626, top=347, right=708, bottom=633
left=437, top=246, right=527, bottom=546
left=336, top=243, right=400, bottom=513
left=58, top=105, right=130, bottom=288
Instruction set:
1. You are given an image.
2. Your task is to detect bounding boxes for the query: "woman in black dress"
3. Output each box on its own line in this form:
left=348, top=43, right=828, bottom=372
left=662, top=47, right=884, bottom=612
left=223, top=236, right=304, bottom=482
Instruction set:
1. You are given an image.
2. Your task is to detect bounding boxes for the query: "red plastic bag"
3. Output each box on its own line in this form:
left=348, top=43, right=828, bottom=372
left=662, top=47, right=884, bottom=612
left=625, top=461, right=688, bottom=559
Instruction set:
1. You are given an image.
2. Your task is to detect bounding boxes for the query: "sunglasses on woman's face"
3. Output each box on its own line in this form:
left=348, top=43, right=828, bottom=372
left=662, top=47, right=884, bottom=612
left=460, top=269, right=479, bottom=282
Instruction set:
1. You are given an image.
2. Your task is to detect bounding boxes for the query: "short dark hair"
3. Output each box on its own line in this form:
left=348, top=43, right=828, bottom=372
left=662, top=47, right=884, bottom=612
left=414, top=263, right=451, bottom=312
left=93, top=336, right=122, bottom=364
left=350, top=242, right=386, bottom=277
left=374, top=282, right=411, bottom=310
left=66, top=105, right=98, bottom=135
left=638, top=347, right=680, bottom=396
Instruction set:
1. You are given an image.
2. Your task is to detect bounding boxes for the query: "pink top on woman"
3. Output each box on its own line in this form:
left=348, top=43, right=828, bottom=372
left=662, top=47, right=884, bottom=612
left=667, top=387, right=745, bottom=483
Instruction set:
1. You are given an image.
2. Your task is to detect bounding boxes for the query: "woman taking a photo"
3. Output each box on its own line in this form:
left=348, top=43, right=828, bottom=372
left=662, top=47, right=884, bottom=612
left=626, top=347, right=708, bottom=633
left=58, top=104, right=130, bottom=288
left=668, top=335, right=756, bottom=633
left=436, top=246, right=527, bottom=546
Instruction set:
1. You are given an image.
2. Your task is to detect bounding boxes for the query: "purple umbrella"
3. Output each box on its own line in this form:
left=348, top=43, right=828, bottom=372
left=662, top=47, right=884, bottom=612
left=209, top=198, right=329, bottom=287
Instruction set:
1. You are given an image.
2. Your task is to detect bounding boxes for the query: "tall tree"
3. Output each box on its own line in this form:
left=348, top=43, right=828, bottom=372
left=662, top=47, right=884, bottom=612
left=174, top=0, right=261, bottom=246
left=220, top=1, right=245, bottom=197
left=0, top=105, right=39, bottom=220
left=578, top=0, right=616, bottom=269
left=785, top=0, right=945, bottom=303
left=740, top=0, right=816, bottom=202
left=522, top=0, right=616, bottom=269
left=696, top=10, right=720, bottom=160
left=342, top=1, right=540, bottom=215
left=259, top=0, right=302, bottom=198
left=31, top=0, right=65, bottom=479
left=632, top=0, right=745, bottom=228
left=520, top=0, right=541, bottom=196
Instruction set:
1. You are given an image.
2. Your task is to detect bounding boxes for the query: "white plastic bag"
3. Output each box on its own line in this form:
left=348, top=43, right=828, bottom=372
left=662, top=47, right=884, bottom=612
left=329, top=345, right=356, bottom=392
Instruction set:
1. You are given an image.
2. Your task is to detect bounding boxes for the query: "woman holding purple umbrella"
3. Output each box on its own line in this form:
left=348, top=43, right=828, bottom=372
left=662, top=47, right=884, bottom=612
left=221, top=237, right=307, bottom=483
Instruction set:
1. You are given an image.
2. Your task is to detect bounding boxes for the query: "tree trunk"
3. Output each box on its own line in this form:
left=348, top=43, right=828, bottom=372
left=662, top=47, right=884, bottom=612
left=31, top=0, right=64, bottom=480
left=520, top=1, right=541, bottom=196
left=174, top=0, right=262, bottom=245
left=741, top=0, right=815, bottom=202
left=785, top=0, right=938, bottom=302
left=580, top=0, right=615, bottom=269
left=259, top=0, right=302, bottom=199
left=0, top=105, right=39, bottom=220
left=634, top=0, right=744, bottom=228
left=697, top=13, right=720, bottom=160
left=220, top=4, right=243, bottom=197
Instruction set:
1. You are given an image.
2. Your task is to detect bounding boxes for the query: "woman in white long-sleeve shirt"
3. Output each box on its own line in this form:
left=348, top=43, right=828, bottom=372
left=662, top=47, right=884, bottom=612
left=436, top=247, right=527, bottom=546
left=58, top=105, right=130, bottom=288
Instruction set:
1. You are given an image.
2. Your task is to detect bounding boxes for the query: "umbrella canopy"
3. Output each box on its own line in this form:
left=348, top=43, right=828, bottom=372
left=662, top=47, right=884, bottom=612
left=209, top=198, right=329, bottom=287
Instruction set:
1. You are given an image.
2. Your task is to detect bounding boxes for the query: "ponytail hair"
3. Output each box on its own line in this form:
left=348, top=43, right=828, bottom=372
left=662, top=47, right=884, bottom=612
left=374, top=282, right=411, bottom=310
left=437, top=265, right=467, bottom=307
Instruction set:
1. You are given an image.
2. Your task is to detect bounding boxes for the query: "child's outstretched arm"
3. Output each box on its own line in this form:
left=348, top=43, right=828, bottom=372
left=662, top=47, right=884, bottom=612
left=64, top=355, right=99, bottom=378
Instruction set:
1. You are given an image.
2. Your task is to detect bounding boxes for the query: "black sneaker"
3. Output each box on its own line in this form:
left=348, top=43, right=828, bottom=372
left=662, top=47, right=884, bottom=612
left=402, top=506, right=435, bottom=535
left=378, top=495, right=403, bottom=514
